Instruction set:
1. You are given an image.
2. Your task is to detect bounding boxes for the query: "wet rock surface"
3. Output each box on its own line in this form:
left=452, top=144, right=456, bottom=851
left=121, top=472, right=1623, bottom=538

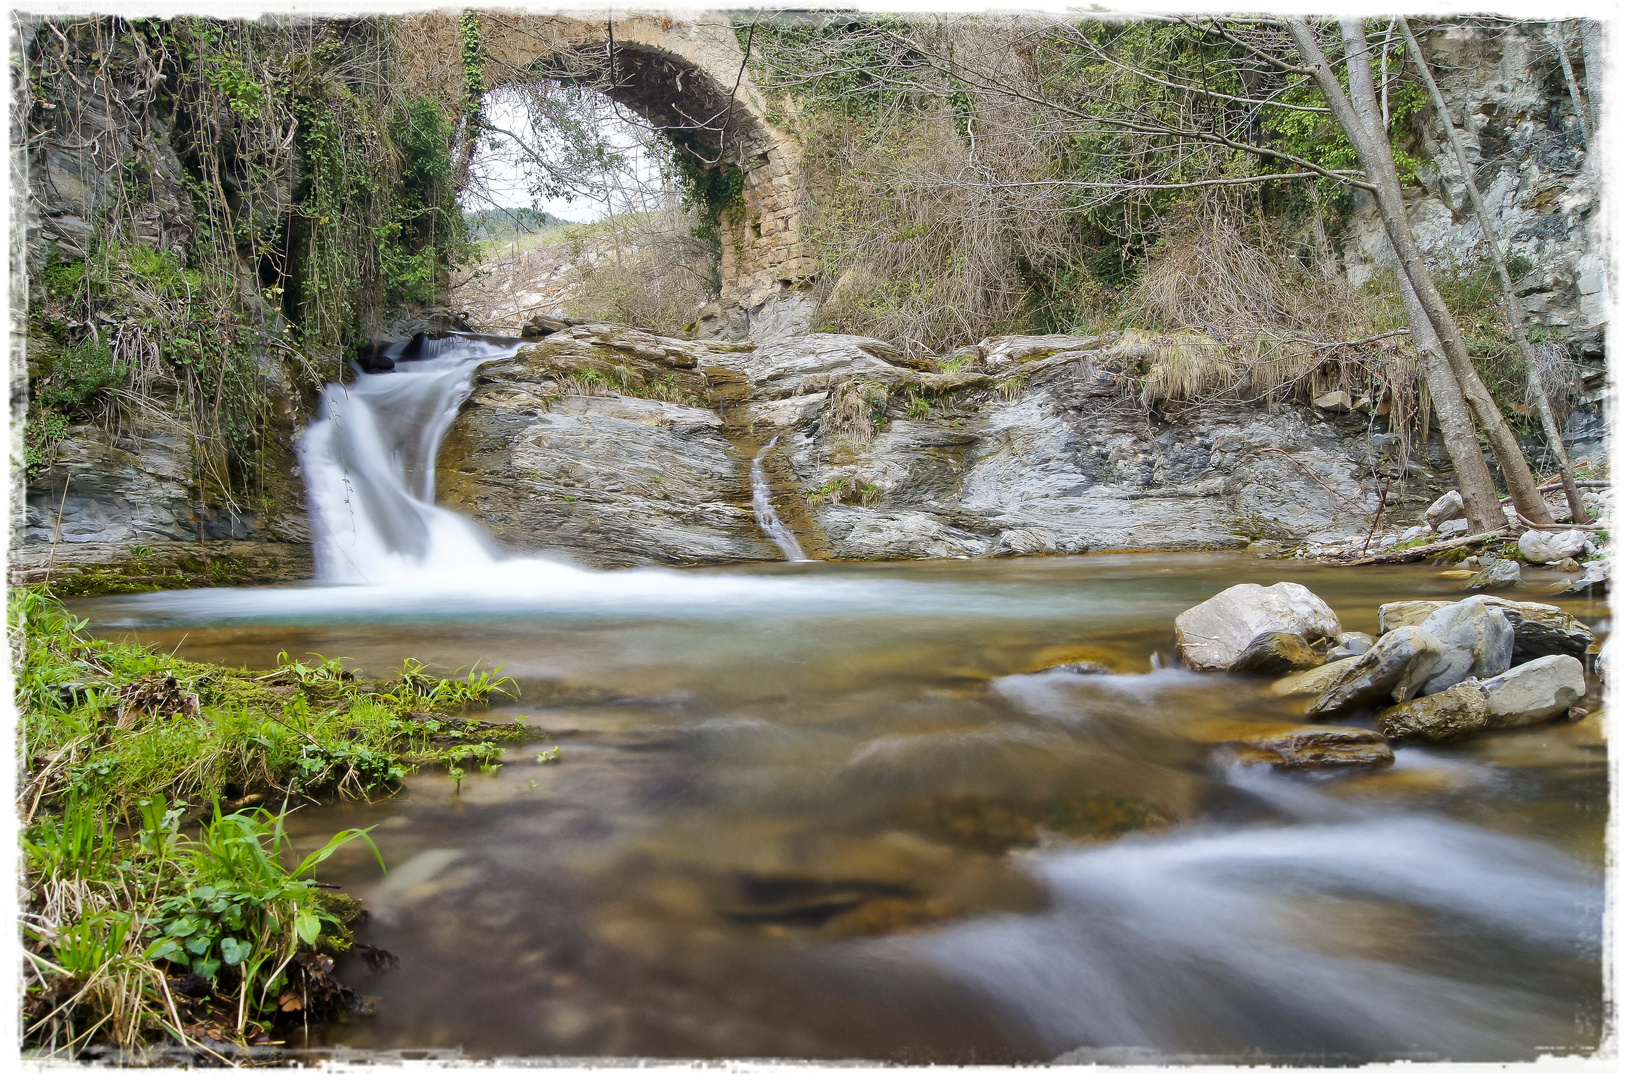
left=436, top=334, right=778, bottom=568
left=1416, top=597, right=1515, bottom=695
left=1377, top=682, right=1491, bottom=743
left=1380, top=596, right=1595, bottom=664
left=1231, top=631, right=1322, bottom=675
left=433, top=329, right=1452, bottom=567
left=1480, top=655, right=1587, bottom=728
left=1173, top=582, right=1340, bottom=672
left=1310, top=626, right=1445, bottom=716
left=1232, top=727, right=1395, bottom=770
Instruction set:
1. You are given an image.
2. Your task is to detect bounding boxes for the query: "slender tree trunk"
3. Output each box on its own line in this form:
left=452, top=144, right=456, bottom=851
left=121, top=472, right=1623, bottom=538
left=1400, top=17, right=1586, bottom=523
left=1580, top=20, right=1603, bottom=138
left=1548, top=22, right=1591, bottom=145
left=1288, top=17, right=1552, bottom=525
left=1397, top=273, right=1504, bottom=531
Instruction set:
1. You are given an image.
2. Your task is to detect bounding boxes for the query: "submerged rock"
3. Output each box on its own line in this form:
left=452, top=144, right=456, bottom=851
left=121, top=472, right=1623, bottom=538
left=1234, top=727, right=1395, bottom=770
left=1377, top=681, right=1490, bottom=742
left=1230, top=631, right=1322, bottom=675
left=1417, top=597, right=1514, bottom=696
left=1379, top=596, right=1594, bottom=663
left=1462, top=558, right=1523, bottom=591
left=1519, top=528, right=1588, bottom=565
left=1309, top=626, right=1445, bottom=716
left=1174, top=582, right=1340, bottom=672
left=1479, top=655, right=1587, bottom=728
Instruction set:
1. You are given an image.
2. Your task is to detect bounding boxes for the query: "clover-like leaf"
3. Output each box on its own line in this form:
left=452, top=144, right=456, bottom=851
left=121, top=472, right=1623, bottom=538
left=219, top=937, right=251, bottom=966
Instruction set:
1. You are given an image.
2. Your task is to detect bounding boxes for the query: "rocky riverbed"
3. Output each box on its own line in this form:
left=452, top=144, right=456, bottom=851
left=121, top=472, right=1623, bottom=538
left=1172, top=580, right=1600, bottom=768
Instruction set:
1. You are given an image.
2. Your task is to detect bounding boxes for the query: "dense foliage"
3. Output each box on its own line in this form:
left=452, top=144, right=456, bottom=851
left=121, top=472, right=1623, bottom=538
left=22, top=16, right=472, bottom=496
left=14, top=588, right=528, bottom=1055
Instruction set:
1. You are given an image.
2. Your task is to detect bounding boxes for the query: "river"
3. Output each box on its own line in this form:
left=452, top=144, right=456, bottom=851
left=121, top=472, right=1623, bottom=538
left=68, top=336, right=1607, bottom=1064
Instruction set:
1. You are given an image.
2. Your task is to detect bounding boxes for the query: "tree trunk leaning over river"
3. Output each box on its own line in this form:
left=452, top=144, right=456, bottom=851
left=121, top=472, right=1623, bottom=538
left=1396, top=272, right=1505, bottom=532
left=1287, top=17, right=1554, bottom=527
left=1399, top=17, right=1588, bottom=524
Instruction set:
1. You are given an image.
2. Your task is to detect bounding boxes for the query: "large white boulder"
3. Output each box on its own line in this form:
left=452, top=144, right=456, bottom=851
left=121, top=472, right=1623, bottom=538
left=1417, top=597, right=1514, bottom=695
left=1424, top=490, right=1464, bottom=528
left=1479, top=654, right=1587, bottom=727
left=1174, top=582, right=1340, bottom=672
left=1518, top=529, right=1589, bottom=565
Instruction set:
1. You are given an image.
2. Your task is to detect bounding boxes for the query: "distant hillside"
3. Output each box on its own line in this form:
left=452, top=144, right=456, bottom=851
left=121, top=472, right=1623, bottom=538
left=463, top=206, right=573, bottom=243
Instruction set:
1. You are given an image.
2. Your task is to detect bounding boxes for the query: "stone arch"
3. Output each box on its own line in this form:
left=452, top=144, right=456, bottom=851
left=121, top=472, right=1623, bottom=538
left=442, top=9, right=812, bottom=332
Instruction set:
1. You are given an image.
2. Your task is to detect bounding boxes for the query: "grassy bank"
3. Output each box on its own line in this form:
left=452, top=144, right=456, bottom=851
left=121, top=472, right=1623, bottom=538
left=13, top=588, right=529, bottom=1059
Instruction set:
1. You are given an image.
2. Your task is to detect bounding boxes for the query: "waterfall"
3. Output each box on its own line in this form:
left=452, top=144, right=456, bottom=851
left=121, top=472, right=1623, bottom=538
left=299, top=333, right=812, bottom=583
left=299, top=334, right=523, bottom=583
left=749, top=436, right=810, bottom=562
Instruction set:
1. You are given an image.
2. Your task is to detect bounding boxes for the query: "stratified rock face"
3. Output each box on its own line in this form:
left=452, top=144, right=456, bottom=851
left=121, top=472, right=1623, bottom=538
left=436, top=332, right=778, bottom=568
left=436, top=330, right=1450, bottom=568
left=1341, top=23, right=1605, bottom=361
left=716, top=335, right=1447, bottom=560
left=1173, top=583, right=1340, bottom=672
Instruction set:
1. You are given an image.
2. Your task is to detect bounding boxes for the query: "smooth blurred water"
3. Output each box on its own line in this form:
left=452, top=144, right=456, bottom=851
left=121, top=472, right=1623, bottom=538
left=74, top=555, right=1608, bottom=1064
left=71, top=331, right=1608, bottom=1063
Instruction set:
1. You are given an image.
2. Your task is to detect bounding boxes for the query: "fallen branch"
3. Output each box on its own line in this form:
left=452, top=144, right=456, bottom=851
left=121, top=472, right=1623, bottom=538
left=1340, top=529, right=1506, bottom=565
left=1515, top=512, right=1607, bottom=533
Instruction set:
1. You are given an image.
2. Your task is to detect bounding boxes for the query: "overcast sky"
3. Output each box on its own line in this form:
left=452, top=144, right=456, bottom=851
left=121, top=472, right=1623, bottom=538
left=464, top=93, right=671, bottom=223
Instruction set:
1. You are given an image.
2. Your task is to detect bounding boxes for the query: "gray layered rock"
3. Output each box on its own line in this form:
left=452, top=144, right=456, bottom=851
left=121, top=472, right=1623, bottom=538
left=1173, top=583, right=1340, bottom=672
left=1417, top=597, right=1515, bottom=695
left=1377, top=682, right=1491, bottom=743
left=712, top=334, right=1453, bottom=561
left=1271, top=655, right=1363, bottom=699
left=1480, top=655, right=1587, bottom=727
left=1380, top=596, right=1593, bottom=663
left=1309, top=625, right=1445, bottom=716
left=436, top=336, right=778, bottom=568
left=1519, top=528, right=1589, bottom=564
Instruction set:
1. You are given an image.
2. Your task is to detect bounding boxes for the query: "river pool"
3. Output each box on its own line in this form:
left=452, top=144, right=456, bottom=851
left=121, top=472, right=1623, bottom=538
left=72, top=552, right=1608, bottom=1064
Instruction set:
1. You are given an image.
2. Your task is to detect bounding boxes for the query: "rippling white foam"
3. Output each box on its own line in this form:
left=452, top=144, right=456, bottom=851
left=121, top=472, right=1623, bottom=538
left=867, top=815, right=1602, bottom=1060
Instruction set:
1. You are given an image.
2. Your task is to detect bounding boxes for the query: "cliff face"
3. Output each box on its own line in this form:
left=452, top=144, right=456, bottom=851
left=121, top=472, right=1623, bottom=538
left=1344, top=22, right=1606, bottom=361
left=434, top=326, right=1453, bottom=569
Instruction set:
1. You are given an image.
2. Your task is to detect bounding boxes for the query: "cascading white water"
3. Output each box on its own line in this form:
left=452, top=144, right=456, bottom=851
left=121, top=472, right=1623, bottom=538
left=749, top=436, right=810, bottom=562
left=299, top=333, right=816, bottom=586
left=299, top=334, right=523, bottom=583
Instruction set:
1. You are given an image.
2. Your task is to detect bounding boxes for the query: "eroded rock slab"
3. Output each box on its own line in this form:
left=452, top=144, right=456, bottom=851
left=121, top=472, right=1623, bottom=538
left=437, top=339, right=776, bottom=568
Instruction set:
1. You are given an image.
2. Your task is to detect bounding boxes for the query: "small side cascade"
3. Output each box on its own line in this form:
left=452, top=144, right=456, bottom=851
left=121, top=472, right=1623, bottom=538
left=749, top=436, right=811, bottom=563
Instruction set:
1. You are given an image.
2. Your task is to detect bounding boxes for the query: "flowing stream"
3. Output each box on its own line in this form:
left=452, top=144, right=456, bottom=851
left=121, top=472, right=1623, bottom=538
left=71, top=337, right=1608, bottom=1064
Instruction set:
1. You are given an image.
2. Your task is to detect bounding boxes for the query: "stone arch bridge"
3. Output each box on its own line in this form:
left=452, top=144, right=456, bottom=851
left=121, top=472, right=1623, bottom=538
left=413, top=8, right=812, bottom=336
